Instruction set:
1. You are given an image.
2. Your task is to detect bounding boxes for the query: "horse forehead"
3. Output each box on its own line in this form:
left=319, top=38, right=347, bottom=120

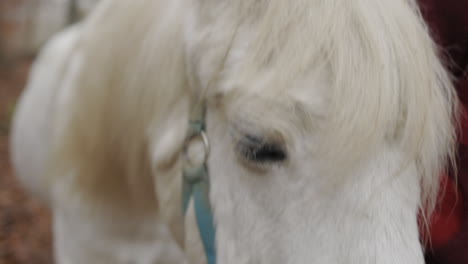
left=186, top=1, right=325, bottom=94
left=212, top=72, right=330, bottom=142
left=187, top=0, right=331, bottom=116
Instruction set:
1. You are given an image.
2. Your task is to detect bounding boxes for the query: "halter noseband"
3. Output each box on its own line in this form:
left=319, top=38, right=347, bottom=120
left=182, top=102, right=217, bottom=264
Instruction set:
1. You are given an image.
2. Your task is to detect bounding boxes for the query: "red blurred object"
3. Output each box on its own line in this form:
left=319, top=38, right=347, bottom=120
left=422, top=174, right=464, bottom=249
left=417, top=0, right=468, bottom=263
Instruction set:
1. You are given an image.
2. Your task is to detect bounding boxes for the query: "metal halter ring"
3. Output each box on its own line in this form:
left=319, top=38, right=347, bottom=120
left=184, top=130, right=210, bottom=167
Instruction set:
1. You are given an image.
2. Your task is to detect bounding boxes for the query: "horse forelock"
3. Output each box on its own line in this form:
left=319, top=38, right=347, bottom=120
left=194, top=0, right=458, bottom=214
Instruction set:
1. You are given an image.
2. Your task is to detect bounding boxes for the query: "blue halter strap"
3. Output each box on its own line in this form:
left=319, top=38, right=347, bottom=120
left=182, top=103, right=217, bottom=264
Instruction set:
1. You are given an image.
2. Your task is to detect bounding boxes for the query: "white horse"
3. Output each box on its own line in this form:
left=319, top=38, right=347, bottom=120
left=10, top=0, right=458, bottom=263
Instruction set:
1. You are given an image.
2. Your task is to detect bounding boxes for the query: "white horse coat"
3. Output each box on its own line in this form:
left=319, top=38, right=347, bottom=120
left=11, top=0, right=458, bottom=263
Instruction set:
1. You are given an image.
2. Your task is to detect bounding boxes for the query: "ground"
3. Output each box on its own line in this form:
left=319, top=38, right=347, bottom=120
left=0, top=59, right=53, bottom=264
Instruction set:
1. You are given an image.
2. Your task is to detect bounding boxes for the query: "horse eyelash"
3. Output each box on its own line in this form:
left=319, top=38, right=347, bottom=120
left=236, top=134, right=287, bottom=163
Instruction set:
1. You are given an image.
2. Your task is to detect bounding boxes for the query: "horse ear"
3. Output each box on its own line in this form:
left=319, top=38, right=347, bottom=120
left=150, top=98, right=190, bottom=172
left=149, top=96, right=190, bottom=247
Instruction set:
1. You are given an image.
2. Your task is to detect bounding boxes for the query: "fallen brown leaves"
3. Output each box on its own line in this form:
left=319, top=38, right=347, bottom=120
left=0, top=59, right=53, bottom=264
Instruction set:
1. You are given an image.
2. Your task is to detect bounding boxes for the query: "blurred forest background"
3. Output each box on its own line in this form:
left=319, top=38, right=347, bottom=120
left=0, top=1, right=97, bottom=263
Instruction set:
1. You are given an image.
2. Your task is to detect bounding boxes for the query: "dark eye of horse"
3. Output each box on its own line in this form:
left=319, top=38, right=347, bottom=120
left=237, top=134, right=287, bottom=163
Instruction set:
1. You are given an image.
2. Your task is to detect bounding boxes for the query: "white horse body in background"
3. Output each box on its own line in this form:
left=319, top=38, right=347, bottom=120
left=11, top=0, right=458, bottom=263
left=0, top=0, right=99, bottom=59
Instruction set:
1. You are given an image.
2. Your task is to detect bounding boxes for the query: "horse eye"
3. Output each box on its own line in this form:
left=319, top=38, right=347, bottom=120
left=237, top=134, right=287, bottom=163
